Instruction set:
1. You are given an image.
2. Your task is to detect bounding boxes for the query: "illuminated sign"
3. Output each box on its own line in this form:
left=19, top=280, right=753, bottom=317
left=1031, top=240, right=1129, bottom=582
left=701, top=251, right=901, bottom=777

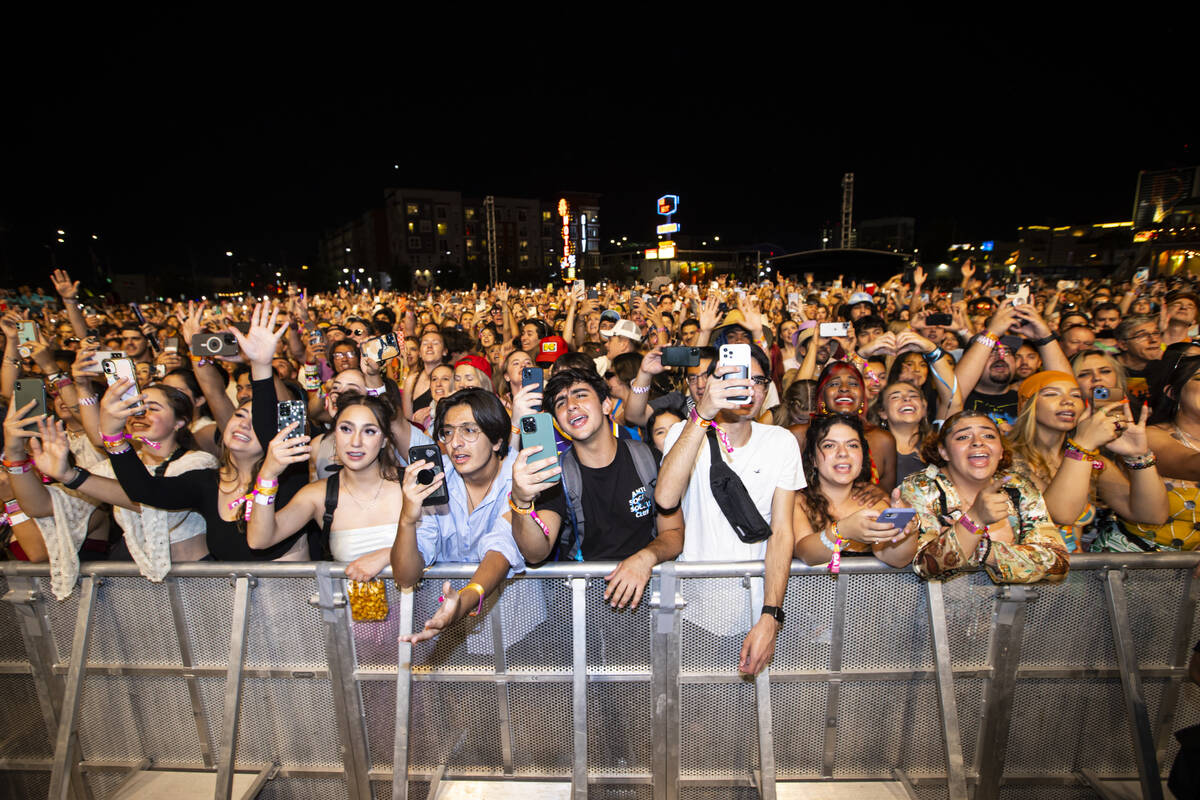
left=657, top=240, right=676, bottom=259
left=948, top=243, right=973, bottom=251
left=644, top=248, right=659, bottom=260
left=656, top=222, right=680, bottom=235
left=980, top=241, right=995, bottom=252
left=558, top=198, right=575, bottom=280
left=1133, top=230, right=1155, bottom=243
left=657, top=195, right=679, bottom=216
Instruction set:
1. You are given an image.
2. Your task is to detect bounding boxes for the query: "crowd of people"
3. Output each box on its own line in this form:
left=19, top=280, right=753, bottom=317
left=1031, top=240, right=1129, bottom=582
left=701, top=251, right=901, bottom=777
left=1, top=259, right=1195, bottom=673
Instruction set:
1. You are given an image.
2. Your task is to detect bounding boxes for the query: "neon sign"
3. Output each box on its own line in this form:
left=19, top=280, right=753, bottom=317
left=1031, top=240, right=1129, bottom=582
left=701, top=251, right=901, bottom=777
left=657, top=195, right=679, bottom=216
left=558, top=198, right=575, bottom=280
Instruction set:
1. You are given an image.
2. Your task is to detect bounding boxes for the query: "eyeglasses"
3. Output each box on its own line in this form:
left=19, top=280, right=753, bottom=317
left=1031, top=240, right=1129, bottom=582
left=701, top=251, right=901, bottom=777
left=349, top=328, right=368, bottom=336
left=438, top=423, right=483, bottom=444
left=1124, top=330, right=1161, bottom=343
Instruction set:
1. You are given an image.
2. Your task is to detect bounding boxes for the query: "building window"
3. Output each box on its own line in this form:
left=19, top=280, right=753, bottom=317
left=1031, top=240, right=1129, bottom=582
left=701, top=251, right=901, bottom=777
left=437, top=222, right=448, bottom=236
left=519, top=240, right=529, bottom=251
left=466, top=239, right=475, bottom=250
left=542, top=211, right=552, bottom=222
left=518, top=209, right=527, bottom=223
left=407, top=236, right=422, bottom=250
left=438, top=239, right=449, bottom=252
left=407, top=221, right=415, bottom=233
left=419, top=220, right=432, bottom=233
left=520, top=254, right=529, bottom=264
left=465, top=208, right=476, bottom=220
left=519, top=226, right=527, bottom=237
left=406, top=203, right=419, bottom=217
left=436, top=206, right=447, bottom=219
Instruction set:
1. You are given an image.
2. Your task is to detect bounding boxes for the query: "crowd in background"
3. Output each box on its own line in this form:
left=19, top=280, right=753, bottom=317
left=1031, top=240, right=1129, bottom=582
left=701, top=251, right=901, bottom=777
left=1, top=260, right=1195, bottom=672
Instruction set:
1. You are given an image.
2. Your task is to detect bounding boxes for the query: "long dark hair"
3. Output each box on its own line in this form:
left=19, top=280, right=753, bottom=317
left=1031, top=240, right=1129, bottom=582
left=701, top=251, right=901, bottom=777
left=885, top=352, right=938, bottom=423
left=333, top=392, right=402, bottom=481
left=144, top=383, right=198, bottom=453
left=1149, top=355, right=1200, bottom=426
left=801, top=413, right=873, bottom=532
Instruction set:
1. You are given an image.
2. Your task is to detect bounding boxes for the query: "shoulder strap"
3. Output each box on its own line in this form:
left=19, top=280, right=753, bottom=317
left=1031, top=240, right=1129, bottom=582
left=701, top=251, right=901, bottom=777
left=560, top=448, right=585, bottom=561
left=627, top=439, right=658, bottom=491
left=321, top=471, right=340, bottom=536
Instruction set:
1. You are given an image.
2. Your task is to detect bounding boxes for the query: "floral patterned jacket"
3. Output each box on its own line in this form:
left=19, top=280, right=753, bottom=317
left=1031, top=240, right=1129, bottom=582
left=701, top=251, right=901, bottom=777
left=899, top=465, right=1070, bottom=584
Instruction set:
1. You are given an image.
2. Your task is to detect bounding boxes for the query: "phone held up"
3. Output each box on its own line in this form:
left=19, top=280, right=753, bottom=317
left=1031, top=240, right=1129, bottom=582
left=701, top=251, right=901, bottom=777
left=277, top=401, right=306, bottom=439
left=661, top=346, right=701, bottom=368
left=101, top=357, right=145, bottom=415
left=521, top=366, right=544, bottom=393
left=718, top=343, right=752, bottom=406
left=13, top=379, right=48, bottom=424
left=519, top=413, right=561, bottom=484
left=408, top=445, right=449, bottom=506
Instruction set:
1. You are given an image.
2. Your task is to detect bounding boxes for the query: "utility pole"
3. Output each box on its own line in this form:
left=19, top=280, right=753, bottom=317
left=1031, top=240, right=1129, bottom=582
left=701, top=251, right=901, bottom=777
left=841, top=172, right=856, bottom=249
left=484, top=195, right=498, bottom=285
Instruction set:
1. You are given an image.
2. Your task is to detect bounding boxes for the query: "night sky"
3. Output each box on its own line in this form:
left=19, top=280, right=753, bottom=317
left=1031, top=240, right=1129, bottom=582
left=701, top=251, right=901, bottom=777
left=3, top=24, right=1194, bottom=287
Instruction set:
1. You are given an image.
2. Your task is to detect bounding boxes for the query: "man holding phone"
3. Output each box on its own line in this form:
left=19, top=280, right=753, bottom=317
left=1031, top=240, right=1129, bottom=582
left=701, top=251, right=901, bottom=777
left=509, top=368, right=684, bottom=607
left=654, top=344, right=802, bottom=676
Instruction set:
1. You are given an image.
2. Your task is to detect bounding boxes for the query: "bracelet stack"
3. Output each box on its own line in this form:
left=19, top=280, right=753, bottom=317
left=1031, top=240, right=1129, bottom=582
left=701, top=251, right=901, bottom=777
left=1064, top=438, right=1104, bottom=471
left=3, top=458, right=32, bottom=475
left=828, top=522, right=844, bottom=575
left=688, top=408, right=733, bottom=454
left=101, top=432, right=132, bottom=455
left=976, top=332, right=999, bottom=349
left=1121, top=452, right=1157, bottom=470
left=78, top=394, right=98, bottom=407
left=630, top=382, right=651, bottom=395
left=253, top=477, right=279, bottom=507
left=508, top=492, right=551, bottom=538
left=4, top=498, right=28, bottom=526
left=458, top=581, right=486, bottom=617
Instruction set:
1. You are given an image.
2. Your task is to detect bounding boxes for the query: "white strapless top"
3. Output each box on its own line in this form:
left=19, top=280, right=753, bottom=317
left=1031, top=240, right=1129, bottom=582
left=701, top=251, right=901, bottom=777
left=329, top=523, right=396, bottom=562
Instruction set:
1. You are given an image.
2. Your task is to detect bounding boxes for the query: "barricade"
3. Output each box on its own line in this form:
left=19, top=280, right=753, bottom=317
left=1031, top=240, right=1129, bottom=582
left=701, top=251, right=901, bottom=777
left=1, top=553, right=1197, bottom=799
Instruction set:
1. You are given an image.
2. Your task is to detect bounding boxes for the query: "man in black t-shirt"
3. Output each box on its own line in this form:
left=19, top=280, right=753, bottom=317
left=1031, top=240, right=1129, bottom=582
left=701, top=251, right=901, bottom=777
left=510, top=368, right=683, bottom=609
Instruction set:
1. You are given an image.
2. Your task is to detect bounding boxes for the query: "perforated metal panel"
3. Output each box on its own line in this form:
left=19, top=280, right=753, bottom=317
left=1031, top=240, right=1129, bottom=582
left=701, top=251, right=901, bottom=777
left=843, top=571, right=933, bottom=671
left=1020, top=570, right=1116, bottom=667
left=76, top=675, right=203, bottom=763
left=509, top=682, right=572, bottom=774
left=244, top=578, right=327, bottom=669
left=1, top=770, right=51, bottom=799
left=1003, top=678, right=1132, bottom=776
left=257, top=776, right=350, bottom=800
left=773, top=574, right=839, bottom=671
left=84, top=577, right=181, bottom=665
left=84, top=767, right=131, bottom=798
left=914, top=784, right=951, bottom=800
left=505, top=577, right=572, bottom=674
left=409, top=583, right=501, bottom=674
left=43, top=578, right=81, bottom=660
left=679, top=788, right=761, bottom=800
left=0, top=575, right=27, bottom=663
left=1123, top=568, right=1190, bottom=668
left=229, top=677, right=343, bottom=767
left=407, top=681, right=504, bottom=773
left=834, top=679, right=946, bottom=776
left=0, top=674, right=52, bottom=759
left=585, top=579, right=651, bottom=673
left=361, top=677, right=397, bottom=772
left=587, top=682, right=652, bottom=773
left=679, top=578, right=756, bottom=670
left=679, top=682, right=759, bottom=777
left=953, top=677, right=985, bottom=772
left=942, top=570, right=995, bottom=668
left=769, top=682, right=827, bottom=777
left=997, top=786, right=1097, bottom=800
left=176, top=576, right=235, bottom=666
left=588, top=786, right=652, bottom=800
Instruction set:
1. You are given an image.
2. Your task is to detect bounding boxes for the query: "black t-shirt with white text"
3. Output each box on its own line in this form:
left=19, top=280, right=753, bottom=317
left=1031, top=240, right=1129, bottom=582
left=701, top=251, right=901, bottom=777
left=537, top=438, right=656, bottom=561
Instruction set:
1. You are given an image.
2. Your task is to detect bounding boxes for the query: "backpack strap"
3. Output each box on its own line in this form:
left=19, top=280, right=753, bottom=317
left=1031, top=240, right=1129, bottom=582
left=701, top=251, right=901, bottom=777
left=321, top=471, right=340, bottom=537
left=559, top=448, right=585, bottom=561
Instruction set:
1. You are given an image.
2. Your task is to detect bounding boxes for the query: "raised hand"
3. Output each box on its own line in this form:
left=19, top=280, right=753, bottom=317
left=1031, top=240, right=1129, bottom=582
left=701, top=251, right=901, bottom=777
left=261, top=422, right=312, bottom=479
left=1104, top=400, right=1150, bottom=458
left=29, top=417, right=72, bottom=482
left=98, top=378, right=143, bottom=437
left=3, top=399, right=44, bottom=459
left=968, top=475, right=1013, bottom=527
left=400, top=458, right=446, bottom=523
left=180, top=300, right=207, bottom=344
left=698, top=293, right=721, bottom=333
left=50, top=269, right=79, bottom=300
left=230, top=302, right=289, bottom=367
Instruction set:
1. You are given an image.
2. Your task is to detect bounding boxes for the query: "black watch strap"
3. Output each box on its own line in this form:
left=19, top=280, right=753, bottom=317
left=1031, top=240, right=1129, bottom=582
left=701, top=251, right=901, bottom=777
left=761, top=604, right=785, bottom=625
left=63, top=467, right=90, bottom=490
left=1030, top=334, right=1056, bottom=347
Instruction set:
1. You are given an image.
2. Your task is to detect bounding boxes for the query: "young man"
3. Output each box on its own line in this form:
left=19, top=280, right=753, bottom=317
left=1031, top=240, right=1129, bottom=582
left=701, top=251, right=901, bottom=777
left=391, top=388, right=526, bottom=643
left=594, top=318, right=641, bottom=377
left=654, top=344, right=802, bottom=676
left=1162, top=289, right=1199, bottom=345
left=509, top=368, right=684, bottom=609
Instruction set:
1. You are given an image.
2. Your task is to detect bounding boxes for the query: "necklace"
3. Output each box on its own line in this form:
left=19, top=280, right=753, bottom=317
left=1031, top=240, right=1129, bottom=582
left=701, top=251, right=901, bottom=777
left=343, top=476, right=385, bottom=509
left=1173, top=424, right=1200, bottom=452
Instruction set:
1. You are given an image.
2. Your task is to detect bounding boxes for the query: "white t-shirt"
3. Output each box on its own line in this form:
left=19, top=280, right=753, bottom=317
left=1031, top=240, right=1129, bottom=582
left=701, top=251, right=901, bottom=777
left=662, top=420, right=805, bottom=635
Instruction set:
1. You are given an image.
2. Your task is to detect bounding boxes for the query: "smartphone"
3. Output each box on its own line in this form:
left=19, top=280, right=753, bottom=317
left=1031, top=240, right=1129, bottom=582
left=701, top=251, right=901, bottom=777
left=573, top=279, right=585, bottom=298
left=661, top=346, right=701, bottom=368
left=877, top=508, right=917, bottom=530
left=191, top=332, right=239, bottom=358
left=521, top=366, right=544, bottom=393
left=128, top=303, right=160, bottom=352
left=1134, top=268, right=1150, bottom=283
left=276, top=400, right=306, bottom=439
left=998, top=335, right=1024, bottom=352
left=820, top=322, right=851, bottom=338
left=408, top=444, right=449, bottom=506
left=718, top=343, right=752, bottom=406
left=364, top=332, right=400, bottom=362
left=154, top=364, right=166, bottom=378
left=12, top=379, right=48, bottom=424
left=527, top=306, right=537, bottom=317
left=1093, top=386, right=1110, bottom=402
left=101, top=357, right=144, bottom=415
left=587, top=288, right=599, bottom=300
left=519, top=413, right=560, bottom=484
left=925, top=313, right=953, bottom=327
left=164, top=337, right=179, bottom=354
left=787, top=292, right=801, bottom=312
left=307, top=329, right=324, bottom=347
left=1010, top=284, right=1030, bottom=305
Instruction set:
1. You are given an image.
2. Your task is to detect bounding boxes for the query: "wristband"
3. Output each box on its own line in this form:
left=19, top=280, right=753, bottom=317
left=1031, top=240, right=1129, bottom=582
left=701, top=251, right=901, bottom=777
left=458, top=581, right=486, bottom=617
left=1063, top=445, right=1104, bottom=470
left=1030, top=334, right=1056, bottom=347
left=689, top=408, right=733, bottom=455
left=255, top=476, right=279, bottom=490
left=78, top=395, right=98, bottom=407
left=4, top=499, right=19, bottom=515
left=975, top=332, right=999, bottom=349
left=366, top=386, right=386, bottom=397
left=828, top=522, right=843, bottom=575
left=630, top=382, right=651, bottom=395
left=104, top=441, right=132, bottom=456
left=4, top=462, right=32, bottom=475
left=957, top=513, right=988, bottom=536
left=508, top=492, right=551, bottom=538
left=7, top=512, right=29, bottom=526
left=63, top=468, right=91, bottom=490
left=190, top=355, right=213, bottom=367
left=253, top=492, right=276, bottom=507
left=923, top=347, right=944, bottom=363
left=100, top=433, right=126, bottom=444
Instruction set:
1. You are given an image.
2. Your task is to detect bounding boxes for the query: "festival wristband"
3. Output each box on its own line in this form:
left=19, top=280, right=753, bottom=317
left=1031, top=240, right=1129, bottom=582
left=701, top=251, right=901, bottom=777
left=78, top=395, right=98, bottom=407
left=458, top=581, right=486, bottom=617
left=829, top=522, right=843, bottom=575
left=508, top=493, right=551, bottom=538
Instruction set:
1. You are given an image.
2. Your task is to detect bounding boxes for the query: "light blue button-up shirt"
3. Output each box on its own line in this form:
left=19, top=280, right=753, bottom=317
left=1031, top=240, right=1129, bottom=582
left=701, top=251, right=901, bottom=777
left=415, top=450, right=525, bottom=575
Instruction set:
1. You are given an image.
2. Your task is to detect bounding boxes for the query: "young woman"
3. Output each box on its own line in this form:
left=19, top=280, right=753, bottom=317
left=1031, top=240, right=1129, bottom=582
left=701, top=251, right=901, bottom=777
left=789, top=361, right=897, bottom=492
left=900, top=410, right=1069, bottom=583
left=101, top=303, right=311, bottom=562
left=402, top=329, right=448, bottom=423
left=248, top=394, right=402, bottom=580
left=415, top=364, right=455, bottom=432
left=792, top=413, right=918, bottom=568
left=162, top=367, right=222, bottom=457
left=453, top=355, right=495, bottom=394
left=5, top=383, right=218, bottom=598
left=870, top=380, right=929, bottom=483
left=498, top=349, right=535, bottom=412
left=1007, top=371, right=1166, bottom=552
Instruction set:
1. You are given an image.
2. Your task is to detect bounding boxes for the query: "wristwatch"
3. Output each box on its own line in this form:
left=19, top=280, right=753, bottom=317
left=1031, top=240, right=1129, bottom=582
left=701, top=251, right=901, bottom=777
left=761, top=605, right=785, bottom=626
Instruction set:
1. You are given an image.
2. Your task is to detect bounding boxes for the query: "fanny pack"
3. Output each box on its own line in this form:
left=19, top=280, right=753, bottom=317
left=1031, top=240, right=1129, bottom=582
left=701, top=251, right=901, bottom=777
left=706, top=429, right=772, bottom=544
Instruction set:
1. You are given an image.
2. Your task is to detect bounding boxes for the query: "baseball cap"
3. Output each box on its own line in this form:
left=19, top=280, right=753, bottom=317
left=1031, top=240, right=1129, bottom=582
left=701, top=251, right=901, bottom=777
left=600, top=309, right=621, bottom=325
left=848, top=292, right=875, bottom=306
left=453, top=354, right=492, bottom=379
left=535, top=335, right=568, bottom=364
left=600, top=319, right=643, bottom=342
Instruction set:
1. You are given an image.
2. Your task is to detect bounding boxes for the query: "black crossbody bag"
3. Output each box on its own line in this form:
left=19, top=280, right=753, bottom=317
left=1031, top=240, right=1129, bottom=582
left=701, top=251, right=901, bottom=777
left=705, top=429, right=772, bottom=544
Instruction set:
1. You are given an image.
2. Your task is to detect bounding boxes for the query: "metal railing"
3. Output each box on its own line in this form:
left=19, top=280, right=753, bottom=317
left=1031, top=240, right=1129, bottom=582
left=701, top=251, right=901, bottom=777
left=1, top=553, right=1197, bottom=800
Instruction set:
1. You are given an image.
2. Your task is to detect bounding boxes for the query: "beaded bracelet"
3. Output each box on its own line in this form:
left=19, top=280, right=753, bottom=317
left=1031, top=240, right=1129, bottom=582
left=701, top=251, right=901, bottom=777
left=630, top=383, right=651, bottom=395
left=458, top=581, right=486, bottom=617
left=78, top=395, right=98, bottom=407
left=1122, top=452, right=1157, bottom=470
left=1064, top=439, right=1104, bottom=470
left=975, top=332, right=999, bottom=349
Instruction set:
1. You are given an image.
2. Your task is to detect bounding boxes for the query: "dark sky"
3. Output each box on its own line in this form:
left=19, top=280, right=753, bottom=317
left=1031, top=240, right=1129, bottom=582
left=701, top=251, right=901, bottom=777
left=2, top=24, right=1195, bottom=285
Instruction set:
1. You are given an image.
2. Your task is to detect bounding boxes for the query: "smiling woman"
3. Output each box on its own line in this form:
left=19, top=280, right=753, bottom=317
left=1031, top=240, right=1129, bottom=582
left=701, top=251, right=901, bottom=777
left=900, top=410, right=1069, bottom=584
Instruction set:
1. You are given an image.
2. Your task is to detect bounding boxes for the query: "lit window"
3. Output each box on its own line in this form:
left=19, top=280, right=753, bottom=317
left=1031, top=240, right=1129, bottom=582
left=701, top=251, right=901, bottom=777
left=542, top=211, right=552, bottom=222
left=465, top=208, right=476, bottom=220
left=520, top=240, right=529, bottom=251
left=407, top=221, right=415, bottom=233
left=520, top=254, right=529, bottom=263
left=466, top=239, right=475, bottom=250
left=437, top=223, right=448, bottom=236
left=406, top=203, right=419, bottom=216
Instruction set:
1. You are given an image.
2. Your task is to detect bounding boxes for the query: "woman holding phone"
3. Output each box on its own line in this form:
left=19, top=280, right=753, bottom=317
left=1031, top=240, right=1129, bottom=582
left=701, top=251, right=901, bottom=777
left=792, top=413, right=918, bottom=568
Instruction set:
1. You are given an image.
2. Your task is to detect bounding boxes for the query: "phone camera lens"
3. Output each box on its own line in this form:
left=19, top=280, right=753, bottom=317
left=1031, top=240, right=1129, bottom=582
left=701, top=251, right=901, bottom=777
left=522, top=417, right=535, bottom=433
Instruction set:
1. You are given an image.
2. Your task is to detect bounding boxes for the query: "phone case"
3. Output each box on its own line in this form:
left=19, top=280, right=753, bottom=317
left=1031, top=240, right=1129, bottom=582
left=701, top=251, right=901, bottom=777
left=277, top=401, right=306, bottom=439
left=519, top=413, right=560, bottom=484
left=408, top=445, right=449, bottom=506
left=13, top=380, right=47, bottom=422
left=521, top=366, right=543, bottom=392
left=101, top=358, right=144, bottom=414
left=718, top=344, right=751, bottom=405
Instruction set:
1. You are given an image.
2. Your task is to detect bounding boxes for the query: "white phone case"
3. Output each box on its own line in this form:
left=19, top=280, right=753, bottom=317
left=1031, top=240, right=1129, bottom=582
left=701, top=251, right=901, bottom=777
left=718, top=343, right=752, bottom=406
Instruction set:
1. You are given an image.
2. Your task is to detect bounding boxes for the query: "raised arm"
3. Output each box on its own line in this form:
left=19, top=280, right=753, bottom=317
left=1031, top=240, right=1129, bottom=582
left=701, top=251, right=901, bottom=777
left=30, top=417, right=139, bottom=510
left=954, top=300, right=1018, bottom=401
left=49, top=269, right=88, bottom=339
left=391, top=457, right=447, bottom=588
left=3, top=399, right=54, bottom=518
left=246, top=424, right=317, bottom=549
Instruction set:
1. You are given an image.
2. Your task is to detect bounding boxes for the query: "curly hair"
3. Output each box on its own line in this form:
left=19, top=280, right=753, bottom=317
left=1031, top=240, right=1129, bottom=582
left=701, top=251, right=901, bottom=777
left=920, top=410, right=1013, bottom=473
left=800, top=413, right=874, bottom=533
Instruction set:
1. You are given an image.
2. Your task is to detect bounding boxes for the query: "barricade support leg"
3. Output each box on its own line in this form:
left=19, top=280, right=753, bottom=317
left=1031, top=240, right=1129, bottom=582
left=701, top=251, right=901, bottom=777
left=1156, top=565, right=1198, bottom=763
left=3, top=573, right=93, bottom=800
left=489, top=595, right=515, bottom=776
left=48, top=575, right=99, bottom=800
left=570, top=577, right=588, bottom=800
left=821, top=571, right=848, bottom=778
left=167, top=576, right=215, bottom=769
left=316, top=564, right=372, bottom=800
left=925, top=580, right=968, bottom=800
left=214, top=575, right=254, bottom=800
left=651, top=563, right=681, bottom=800
left=1104, top=569, right=1164, bottom=800
left=393, top=586, right=415, bottom=800
left=974, top=584, right=1036, bottom=800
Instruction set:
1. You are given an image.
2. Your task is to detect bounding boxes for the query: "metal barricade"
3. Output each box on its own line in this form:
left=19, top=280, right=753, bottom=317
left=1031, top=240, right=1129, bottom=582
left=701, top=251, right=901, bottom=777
left=1, top=553, right=1197, bottom=799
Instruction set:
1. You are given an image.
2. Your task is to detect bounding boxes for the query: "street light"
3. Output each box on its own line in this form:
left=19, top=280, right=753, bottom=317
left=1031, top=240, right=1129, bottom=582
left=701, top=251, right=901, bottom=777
left=225, top=251, right=233, bottom=257
left=57, top=229, right=65, bottom=235
left=342, top=268, right=349, bottom=274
